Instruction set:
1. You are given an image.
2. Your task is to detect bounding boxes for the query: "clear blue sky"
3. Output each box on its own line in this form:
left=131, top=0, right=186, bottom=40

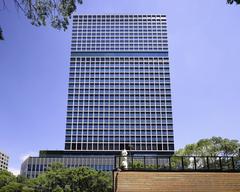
left=0, top=0, right=240, bottom=174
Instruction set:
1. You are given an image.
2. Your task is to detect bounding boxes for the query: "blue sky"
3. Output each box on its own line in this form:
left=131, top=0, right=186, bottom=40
left=0, top=0, right=240, bottom=174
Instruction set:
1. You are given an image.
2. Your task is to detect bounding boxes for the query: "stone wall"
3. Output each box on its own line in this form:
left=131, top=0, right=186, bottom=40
left=114, top=171, right=240, bottom=192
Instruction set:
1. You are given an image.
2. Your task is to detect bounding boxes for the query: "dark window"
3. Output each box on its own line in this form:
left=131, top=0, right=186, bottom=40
left=65, top=143, right=70, bottom=150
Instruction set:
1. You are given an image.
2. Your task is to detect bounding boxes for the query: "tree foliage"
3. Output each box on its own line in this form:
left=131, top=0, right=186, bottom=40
left=0, top=0, right=83, bottom=40
left=175, top=136, right=240, bottom=156
left=227, top=0, right=240, bottom=4
left=0, top=170, right=16, bottom=189
left=1, top=0, right=82, bottom=30
left=0, top=165, right=112, bottom=192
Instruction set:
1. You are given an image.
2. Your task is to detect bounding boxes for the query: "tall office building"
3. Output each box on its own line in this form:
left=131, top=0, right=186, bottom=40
left=21, top=15, right=174, bottom=178
left=65, top=15, right=174, bottom=154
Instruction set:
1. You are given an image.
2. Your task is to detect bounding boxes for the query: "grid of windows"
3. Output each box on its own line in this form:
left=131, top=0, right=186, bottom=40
left=21, top=156, right=114, bottom=178
left=65, top=56, right=174, bottom=151
left=71, top=15, right=168, bottom=51
left=65, top=15, right=174, bottom=153
left=0, top=151, right=9, bottom=170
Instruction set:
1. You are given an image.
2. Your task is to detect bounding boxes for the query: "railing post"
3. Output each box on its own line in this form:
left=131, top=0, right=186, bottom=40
left=169, top=156, right=171, bottom=170
left=194, top=157, right=197, bottom=171
left=219, top=157, right=222, bottom=170
left=232, top=157, right=235, bottom=170
left=112, top=170, right=115, bottom=192
left=114, top=156, right=116, bottom=169
left=131, top=156, right=133, bottom=169
left=181, top=156, right=184, bottom=170
left=118, top=156, right=120, bottom=168
left=156, top=156, right=158, bottom=170
left=207, top=157, right=209, bottom=170
left=144, top=156, right=146, bottom=169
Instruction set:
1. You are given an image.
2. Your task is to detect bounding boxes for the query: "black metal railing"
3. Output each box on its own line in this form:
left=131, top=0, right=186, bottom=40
left=114, top=156, right=240, bottom=172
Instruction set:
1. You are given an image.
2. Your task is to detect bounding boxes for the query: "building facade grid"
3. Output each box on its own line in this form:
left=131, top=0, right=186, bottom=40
left=71, top=15, right=168, bottom=52
left=21, top=156, right=114, bottom=178
left=65, top=14, right=174, bottom=153
left=0, top=151, right=9, bottom=171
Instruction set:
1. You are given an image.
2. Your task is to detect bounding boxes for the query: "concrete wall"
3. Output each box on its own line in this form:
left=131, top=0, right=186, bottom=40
left=114, top=171, right=240, bottom=192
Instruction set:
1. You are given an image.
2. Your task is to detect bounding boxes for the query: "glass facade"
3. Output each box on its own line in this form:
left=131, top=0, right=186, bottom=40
left=65, top=15, right=174, bottom=153
left=71, top=15, right=168, bottom=52
left=21, top=156, right=114, bottom=178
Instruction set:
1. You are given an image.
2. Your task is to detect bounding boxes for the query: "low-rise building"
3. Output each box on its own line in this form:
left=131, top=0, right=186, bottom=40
left=21, top=150, right=115, bottom=178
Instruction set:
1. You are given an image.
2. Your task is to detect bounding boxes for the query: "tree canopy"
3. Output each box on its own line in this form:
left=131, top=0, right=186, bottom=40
left=1, top=0, right=82, bottom=30
left=0, top=0, right=83, bottom=40
left=0, top=165, right=112, bottom=192
left=175, top=136, right=240, bottom=156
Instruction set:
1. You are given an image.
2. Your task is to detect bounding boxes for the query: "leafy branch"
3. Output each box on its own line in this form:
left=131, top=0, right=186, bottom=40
left=227, top=0, right=240, bottom=4
left=0, top=0, right=83, bottom=40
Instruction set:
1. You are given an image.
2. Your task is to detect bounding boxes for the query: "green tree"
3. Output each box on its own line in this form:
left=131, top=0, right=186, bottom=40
left=175, top=136, right=240, bottom=156
left=16, top=175, right=28, bottom=184
left=0, top=170, right=16, bottom=188
left=0, top=182, right=24, bottom=192
left=0, top=170, right=34, bottom=192
left=130, top=160, right=144, bottom=169
left=1, top=0, right=82, bottom=30
left=26, top=164, right=112, bottom=192
left=0, top=165, right=112, bottom=192
left=52, top=185, right=64, bottom=192
left=0, top=0, right=83, bottom=40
